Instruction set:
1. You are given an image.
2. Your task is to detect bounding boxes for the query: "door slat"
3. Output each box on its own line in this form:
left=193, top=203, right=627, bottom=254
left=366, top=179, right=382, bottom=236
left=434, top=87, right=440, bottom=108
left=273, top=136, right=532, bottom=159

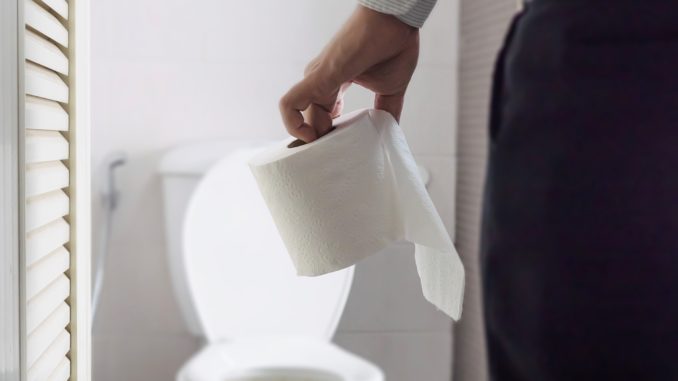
left=25, top=62, right=69, bottom=103
left=24, top=0, right=68, bottom=48
left=26, top=246, right=70, bottom=300
left=25, top=29, right=69, bottom=75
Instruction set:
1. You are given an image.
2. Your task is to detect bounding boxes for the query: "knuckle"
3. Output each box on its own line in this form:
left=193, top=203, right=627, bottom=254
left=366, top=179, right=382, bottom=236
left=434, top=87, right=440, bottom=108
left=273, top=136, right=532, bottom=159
left=278, top=95, right=289, bottom=109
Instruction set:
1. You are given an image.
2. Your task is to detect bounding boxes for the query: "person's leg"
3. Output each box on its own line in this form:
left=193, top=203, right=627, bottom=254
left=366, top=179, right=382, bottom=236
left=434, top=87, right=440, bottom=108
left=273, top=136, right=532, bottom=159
left=482, top=1, right=678, bottom=379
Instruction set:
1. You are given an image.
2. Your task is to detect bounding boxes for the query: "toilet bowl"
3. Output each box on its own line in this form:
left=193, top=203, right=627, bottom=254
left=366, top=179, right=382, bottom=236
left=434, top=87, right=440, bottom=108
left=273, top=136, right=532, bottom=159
left=159, top=141, right=383, bottom=381
left=177, top=336, right=381, bottom=381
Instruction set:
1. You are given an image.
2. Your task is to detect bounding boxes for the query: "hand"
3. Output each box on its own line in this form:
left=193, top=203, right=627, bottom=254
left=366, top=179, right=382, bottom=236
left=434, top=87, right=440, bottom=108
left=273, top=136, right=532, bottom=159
left=279, top=5, right=420, bottom=142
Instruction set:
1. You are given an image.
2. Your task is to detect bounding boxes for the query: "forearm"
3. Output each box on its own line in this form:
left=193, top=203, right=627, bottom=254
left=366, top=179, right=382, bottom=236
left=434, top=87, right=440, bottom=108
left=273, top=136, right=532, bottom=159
left=358, top=0, right=438, bottom=28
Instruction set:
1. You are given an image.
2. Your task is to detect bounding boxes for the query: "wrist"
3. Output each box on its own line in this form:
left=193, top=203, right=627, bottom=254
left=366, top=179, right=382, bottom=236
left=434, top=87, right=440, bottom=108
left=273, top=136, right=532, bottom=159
left=356, top=5, right=418, bottom=37
left=326, top=6, right=417, bottom=82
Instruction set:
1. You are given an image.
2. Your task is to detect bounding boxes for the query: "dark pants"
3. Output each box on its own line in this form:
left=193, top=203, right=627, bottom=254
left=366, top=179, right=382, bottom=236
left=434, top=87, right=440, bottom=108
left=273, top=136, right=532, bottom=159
left=481, top=1, right=678, bottom=379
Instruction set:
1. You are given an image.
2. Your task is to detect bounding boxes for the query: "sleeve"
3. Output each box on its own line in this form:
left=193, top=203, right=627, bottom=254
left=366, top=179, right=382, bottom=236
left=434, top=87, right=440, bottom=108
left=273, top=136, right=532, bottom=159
left=357, top=0, right=438, bottom=28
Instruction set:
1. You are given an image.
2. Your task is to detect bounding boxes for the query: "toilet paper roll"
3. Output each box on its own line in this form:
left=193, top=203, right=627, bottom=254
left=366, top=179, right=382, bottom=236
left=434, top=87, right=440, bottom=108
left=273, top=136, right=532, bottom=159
left=249, top=109, right=464, bottom=320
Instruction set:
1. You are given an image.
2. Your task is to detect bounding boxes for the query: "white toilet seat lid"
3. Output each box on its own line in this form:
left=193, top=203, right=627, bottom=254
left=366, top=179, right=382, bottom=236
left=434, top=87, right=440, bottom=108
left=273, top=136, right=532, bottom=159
left=183, top=148, right=354, bottom=342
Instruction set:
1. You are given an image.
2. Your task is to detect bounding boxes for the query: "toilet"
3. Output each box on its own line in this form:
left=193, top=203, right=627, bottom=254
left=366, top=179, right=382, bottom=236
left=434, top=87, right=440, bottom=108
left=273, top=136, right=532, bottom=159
left=159, top=140, right=384, bottom=381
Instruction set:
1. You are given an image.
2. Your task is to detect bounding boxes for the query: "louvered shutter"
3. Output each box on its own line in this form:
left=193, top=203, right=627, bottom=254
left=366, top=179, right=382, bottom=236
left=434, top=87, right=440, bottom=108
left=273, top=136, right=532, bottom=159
left=454, top=2, right=518, bottom=381
left=23, top=0, right=73, bottom=379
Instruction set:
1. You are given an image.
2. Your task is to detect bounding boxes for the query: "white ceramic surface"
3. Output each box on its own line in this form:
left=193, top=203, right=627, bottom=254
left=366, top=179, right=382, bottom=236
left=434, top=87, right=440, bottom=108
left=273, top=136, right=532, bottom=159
left=160, top=141, right=354, bottom=342
left=177, top=337, right=383, bottom=381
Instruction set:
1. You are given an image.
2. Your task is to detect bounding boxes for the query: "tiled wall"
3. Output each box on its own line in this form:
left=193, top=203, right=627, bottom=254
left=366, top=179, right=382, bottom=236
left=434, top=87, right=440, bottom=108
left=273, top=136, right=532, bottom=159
left=90, top=1, right=459, bottom=380
left=454, top=2, right=517, bottom=380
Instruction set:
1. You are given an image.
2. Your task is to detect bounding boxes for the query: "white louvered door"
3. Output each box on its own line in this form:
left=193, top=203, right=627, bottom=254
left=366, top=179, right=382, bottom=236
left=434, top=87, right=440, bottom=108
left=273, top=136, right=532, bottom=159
left=24, top=0, right=72, bottom=379
left=454, top=1, right=518, bottom=381
left=22, top=0, right=89, bottom=379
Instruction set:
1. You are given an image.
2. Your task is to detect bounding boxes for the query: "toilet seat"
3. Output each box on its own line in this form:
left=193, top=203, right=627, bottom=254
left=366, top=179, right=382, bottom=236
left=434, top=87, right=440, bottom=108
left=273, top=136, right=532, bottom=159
left=177, top=337, right=383, bottom=381
left=160, top=144, right=384, bottom=381
left=182, top=149, right=355, bottom=342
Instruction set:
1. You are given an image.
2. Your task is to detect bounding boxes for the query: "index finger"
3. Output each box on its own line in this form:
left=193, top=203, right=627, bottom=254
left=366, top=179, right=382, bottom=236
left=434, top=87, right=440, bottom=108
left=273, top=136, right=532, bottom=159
left=279, top=80, right=318, bottom=143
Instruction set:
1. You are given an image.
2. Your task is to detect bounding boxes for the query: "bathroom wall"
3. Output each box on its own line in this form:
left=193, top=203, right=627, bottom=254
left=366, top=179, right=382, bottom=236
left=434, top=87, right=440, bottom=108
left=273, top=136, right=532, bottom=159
left=90, top=1, right=459, bottom=380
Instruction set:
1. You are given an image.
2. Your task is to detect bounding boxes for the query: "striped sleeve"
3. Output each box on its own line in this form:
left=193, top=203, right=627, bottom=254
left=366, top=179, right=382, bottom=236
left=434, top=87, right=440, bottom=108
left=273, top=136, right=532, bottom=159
left=358, top=0, right=438, bottom=28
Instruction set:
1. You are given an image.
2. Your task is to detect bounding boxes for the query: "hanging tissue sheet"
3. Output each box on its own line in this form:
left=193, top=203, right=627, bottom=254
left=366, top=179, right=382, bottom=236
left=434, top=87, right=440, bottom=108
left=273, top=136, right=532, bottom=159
left=249, top=109, right=464, bottom=320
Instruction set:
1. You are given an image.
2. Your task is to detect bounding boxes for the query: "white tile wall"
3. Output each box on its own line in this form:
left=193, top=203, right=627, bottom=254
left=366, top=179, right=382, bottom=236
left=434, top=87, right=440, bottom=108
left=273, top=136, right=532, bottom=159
left=334, top=331, right=453, bottom=381
left=93, top=333, right=199, bottom=381
left=93, top=241, right=187, bottom=336
left=402, top=66, right=458, bottom=156
left=91, top=0, right=460, bottom=380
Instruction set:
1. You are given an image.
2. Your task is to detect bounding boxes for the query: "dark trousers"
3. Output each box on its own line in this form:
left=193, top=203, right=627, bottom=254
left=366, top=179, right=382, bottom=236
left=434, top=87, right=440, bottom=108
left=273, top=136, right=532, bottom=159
left=481, top=1, right=678, bottom=379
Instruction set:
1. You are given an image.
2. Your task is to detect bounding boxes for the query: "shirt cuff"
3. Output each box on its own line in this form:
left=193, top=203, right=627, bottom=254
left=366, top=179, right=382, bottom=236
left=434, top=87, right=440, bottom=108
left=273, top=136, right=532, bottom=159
left=358, top=0, right=438, bottom=28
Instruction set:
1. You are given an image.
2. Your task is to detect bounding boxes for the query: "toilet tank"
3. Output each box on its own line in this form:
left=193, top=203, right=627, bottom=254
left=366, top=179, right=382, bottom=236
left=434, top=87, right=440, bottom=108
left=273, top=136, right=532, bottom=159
left=158, top=140, right=266, bottom=336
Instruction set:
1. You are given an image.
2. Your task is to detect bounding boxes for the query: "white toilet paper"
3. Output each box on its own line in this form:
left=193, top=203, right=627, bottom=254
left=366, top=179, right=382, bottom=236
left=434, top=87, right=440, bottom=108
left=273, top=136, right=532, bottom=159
left=249, top=109, right=464, bottom=320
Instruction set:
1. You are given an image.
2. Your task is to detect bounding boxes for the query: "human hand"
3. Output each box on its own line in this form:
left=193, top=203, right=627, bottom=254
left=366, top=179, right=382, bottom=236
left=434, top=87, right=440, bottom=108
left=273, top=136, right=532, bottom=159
left=279, top=5, right=420, bottom=142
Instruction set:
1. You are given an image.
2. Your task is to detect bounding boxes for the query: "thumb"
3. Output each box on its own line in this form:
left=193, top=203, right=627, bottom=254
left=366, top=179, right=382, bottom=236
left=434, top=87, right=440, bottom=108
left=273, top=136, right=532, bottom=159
left=374, top=92, right=405, bottom=122
left=304, top=104, right=334, bottom=139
